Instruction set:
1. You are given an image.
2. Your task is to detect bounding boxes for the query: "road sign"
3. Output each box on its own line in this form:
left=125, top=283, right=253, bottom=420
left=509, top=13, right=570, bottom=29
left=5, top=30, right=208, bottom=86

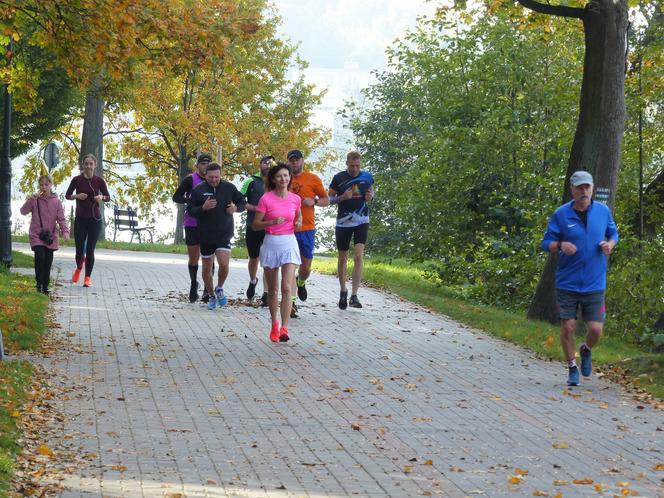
left=44, top=142, right=59, bottom=172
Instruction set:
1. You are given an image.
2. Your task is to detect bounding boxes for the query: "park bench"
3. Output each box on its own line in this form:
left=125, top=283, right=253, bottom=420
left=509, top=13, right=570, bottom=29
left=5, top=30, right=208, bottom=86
left=112, top=205, right=155, bottom=243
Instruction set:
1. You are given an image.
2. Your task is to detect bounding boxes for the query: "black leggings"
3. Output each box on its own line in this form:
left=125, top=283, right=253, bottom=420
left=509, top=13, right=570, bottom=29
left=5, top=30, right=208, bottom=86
left=33, top=245, right=54, bottom=291
left=74, top=217, right=102, bottom=277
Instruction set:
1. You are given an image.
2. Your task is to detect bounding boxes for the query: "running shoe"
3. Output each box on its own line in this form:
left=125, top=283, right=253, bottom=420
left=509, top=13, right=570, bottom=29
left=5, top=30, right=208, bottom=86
left=349, top=295, right=362, bottom=309
left=567, top=366, right=580, bottom=386
left=207, top=296, right=218, bottom=310
left=83, top=276, right=91, bottom=287
left=215, top=287, right=227, bottom=306
left=580, top=344, right=592, bottom=377
left=189, top=281, right=199, bottom=303
left=72, top=267, right=82, bottom=283
left=296, top=277, right=308, bottom=301
left=246, top=279, right=257, bottom=300
left=270, top=321, right=280, bottom=342
left=338, top=290, right=348, bottom=310
left=290, top=302, right=298, bottom=318
left=279, top=326, right=290, bottom=342
left=260, top=292, right=268, bottom=307
left=201, top=289, right=210, bottom=303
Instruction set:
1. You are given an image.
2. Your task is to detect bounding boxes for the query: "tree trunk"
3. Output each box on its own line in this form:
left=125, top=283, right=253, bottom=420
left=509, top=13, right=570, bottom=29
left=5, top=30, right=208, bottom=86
left=79, top=90, right=106, bottom=240
left=526, top=0, right=629, bottom=322
left=173, top=145, right=189, bottom=244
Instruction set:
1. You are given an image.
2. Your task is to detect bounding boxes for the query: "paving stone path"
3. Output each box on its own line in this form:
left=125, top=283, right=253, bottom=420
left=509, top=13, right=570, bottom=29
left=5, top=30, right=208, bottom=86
left=18, top=244, right=663, bottom=497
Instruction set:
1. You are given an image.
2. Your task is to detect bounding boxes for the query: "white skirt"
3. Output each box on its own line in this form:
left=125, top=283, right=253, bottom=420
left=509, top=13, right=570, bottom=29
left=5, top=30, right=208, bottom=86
left=260, top=234, right=301, bottom=268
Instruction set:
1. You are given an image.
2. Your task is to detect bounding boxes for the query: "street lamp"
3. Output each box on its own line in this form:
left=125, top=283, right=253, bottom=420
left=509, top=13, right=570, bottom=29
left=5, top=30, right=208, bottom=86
left=0, top=39, right=13, bottom=268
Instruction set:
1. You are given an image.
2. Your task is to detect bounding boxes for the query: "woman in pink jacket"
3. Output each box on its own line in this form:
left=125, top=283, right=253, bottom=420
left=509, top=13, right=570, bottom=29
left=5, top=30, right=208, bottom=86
left=20, top=175, right=70, bottom=295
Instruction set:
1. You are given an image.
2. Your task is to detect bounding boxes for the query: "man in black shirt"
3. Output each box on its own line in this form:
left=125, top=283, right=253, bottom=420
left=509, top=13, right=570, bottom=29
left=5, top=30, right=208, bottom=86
left=187, top=163, right=246, bottom=310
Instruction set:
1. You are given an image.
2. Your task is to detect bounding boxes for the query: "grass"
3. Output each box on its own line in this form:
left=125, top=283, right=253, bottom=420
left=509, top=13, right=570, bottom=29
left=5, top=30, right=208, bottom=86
left=0, top=263, right=48, bottom=494
left=313, top=255, right=664, bottom=399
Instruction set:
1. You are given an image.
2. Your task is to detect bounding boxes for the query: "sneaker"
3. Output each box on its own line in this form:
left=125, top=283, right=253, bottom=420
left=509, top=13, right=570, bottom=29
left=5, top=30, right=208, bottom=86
left=279, top=326, right=290, bottom=342
left=215, top=287, right=227, bottom=306
left=189, top=281, right=199, bottom=303
left=83, top=276, right=91, bottom=287
left=207, top=296, right=218, bottom=310
left=270, top=321, right=280, bottom=342
left=290, top=302, right=298, bottom=318
left=36, top=284, right=42, bottom=293
left=580, top=344, right=592, bottom=377
left=297, top=277, right=308, bottom=301
left=338, top=290, right=348, bottom=310
left=260, top=292, right=268, bottom=307
left=567, top=366, right=580, bottom=386
left=349, top=295, right=362, bottom=308
left=201, top=289, right=210, bottom=303
left=72, top=267, right=82, bottom=283
left=247, top=279, right=257, bottom=300
left=41, top=288, right=50, bottom=296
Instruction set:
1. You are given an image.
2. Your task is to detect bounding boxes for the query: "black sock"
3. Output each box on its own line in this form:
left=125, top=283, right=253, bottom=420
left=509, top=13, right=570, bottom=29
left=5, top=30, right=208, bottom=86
left=188, top=265, right=198, bottom=283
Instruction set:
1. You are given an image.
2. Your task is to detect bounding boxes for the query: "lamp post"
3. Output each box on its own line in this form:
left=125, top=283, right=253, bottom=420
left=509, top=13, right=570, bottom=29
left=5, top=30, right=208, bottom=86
left=0, top=39, right=13, bottom=268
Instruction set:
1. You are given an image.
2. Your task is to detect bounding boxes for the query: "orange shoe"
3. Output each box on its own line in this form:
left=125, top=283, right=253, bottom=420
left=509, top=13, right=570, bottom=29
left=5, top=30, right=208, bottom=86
left=72, top=267, right=82, bottom=283
left=279, top=326, right=290, bottom=343
left=269, top=321, right=280, bottom=342
left=83, top=276, right=91, bottom=287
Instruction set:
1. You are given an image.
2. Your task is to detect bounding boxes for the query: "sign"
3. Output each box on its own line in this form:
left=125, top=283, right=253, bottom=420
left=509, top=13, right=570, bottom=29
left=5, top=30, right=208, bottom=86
left=43, top=142, right=59, bottom=172
left=594, top=187, right=610, bottom=205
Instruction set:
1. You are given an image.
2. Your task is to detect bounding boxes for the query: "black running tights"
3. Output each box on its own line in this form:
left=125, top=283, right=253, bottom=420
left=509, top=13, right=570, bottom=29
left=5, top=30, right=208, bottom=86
left=74, top=217, right=102, bottom=277
left=33, top=245, right=54, bottom=291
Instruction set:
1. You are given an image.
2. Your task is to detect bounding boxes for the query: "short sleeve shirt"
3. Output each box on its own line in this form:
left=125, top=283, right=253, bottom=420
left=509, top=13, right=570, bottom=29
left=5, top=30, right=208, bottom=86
left=255, top=191, right=302, bottom=235
left=290, top=171, right=327, bottom=232
left=328, top=170, right=374, bottom=227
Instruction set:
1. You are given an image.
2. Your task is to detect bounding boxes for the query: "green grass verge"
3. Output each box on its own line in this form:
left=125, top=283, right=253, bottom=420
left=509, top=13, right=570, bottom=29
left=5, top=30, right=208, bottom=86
left=0, top=267, right=48, bottom=494
left=313, top=255, right=664, bottom=399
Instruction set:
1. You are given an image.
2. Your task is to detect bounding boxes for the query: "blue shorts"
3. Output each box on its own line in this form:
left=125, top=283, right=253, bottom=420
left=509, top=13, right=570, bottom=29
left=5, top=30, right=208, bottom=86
left=295, top=230, right=316, bottom=259
left=556, top=290, right=606, bottom=323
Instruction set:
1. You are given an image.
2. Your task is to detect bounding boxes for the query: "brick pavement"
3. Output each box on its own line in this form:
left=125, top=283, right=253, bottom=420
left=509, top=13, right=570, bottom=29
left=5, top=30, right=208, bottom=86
left=17, top=244, right=664, bottom=497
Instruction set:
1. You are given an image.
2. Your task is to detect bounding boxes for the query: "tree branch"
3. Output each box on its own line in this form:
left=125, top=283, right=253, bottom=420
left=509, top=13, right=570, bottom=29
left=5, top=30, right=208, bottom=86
left=102, top=128, right=145, bottom=137
left=517, top=0, right=585, bottom=19
left=58, top=130, right=80, bottom=156
left=103, top=159, right=144, bottom=166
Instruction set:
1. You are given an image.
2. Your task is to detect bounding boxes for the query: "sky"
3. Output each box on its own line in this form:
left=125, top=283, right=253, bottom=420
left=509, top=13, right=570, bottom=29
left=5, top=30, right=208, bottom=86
left=273, top=0, right=438, bottom=71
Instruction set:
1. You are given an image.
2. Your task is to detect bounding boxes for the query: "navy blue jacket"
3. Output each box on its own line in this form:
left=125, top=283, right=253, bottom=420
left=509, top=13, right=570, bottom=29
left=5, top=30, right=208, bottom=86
left=541, top=200, right=618, bottom=292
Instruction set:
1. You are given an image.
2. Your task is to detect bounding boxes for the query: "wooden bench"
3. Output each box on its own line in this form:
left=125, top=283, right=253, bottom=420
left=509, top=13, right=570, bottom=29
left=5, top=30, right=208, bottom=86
left=112, top=205, right=155, bottom=243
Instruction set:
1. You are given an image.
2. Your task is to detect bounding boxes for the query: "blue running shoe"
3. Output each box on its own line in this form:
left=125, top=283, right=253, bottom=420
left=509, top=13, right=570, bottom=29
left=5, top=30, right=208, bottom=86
left=215, top=287, right=227, bottom=306
left=580, top=345, right=592, bottom=377
left=207, top=296, right=218, bottom=310
left=567, top=366, right=580, bottom=386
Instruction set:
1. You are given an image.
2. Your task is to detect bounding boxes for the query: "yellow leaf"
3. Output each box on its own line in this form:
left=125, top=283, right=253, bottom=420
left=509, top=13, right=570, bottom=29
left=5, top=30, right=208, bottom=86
left=350, top=422, right=361, bottom=431
left=653, top=463, right=664, bottom=471
left=404, top=465, right=413, bottom=473
left=10, top=410, right=20, bottom=418
left=343, top=387, right=353, bottom=393
left=37, top=444, right=54, bottom=457
left=545, top=336, right=555, bottom=347
left=533, top=491, right=549, bottom=497
left=504, top=331, right=512, bottom=338
left=508, top=475, right=523, bottom=485
left=572, top=478, right=593, bottom=485
left=616, top=481, right=630, bottom=487
left=594, top=483, right=603, bottom=492
left=552, top=442, right=569, bottom=449
left=553, top=480, right=569, bottom=485
left=553, top=494, right=562, bottom=498
left=515, top=468, right=529, bottom=475
left=423, top=459, right=433, bottom=465
left=110, top=464, right=127, bottom=471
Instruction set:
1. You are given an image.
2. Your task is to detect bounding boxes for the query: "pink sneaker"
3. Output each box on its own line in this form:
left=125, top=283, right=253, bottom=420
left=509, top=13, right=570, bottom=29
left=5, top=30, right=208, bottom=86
left=269, top=321, right=280, bottom=342
left=279, top=326, right=290, bottom=343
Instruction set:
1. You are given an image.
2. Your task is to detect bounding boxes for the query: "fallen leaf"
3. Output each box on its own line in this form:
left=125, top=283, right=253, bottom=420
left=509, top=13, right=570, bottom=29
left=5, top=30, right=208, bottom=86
left=616, top=481, right=630, bottom=487
left=37, top=444, right=54, bottom=458
left=508, top=475, right=523, bottom=485
left=533, top=491, right=549, bottom=497
left=653, top=463, right=664, bottom=471
left=553, top=480, right=569, bottom=486
left=572, top=478, right=593, bottom=485
left=552, top=442, right=569, bottom=449
left=423, top=459, right=433, bottom=465
left=594, top=483, right=603, bottom=492
left=404, top=465, right=413, bottom=473
left=413, top=417, right=432, bottom=422
left=343, top=387, right=353, bottom=393
left=515, top=468, right=529, bottom=475
left=350, top=422, right=361, bottom=431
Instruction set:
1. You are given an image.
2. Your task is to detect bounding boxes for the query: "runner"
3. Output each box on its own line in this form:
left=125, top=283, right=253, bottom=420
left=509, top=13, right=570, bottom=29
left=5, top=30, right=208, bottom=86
left=20, top=174, right=70, bottom=294
left=240, top=155, right=273, bottom=306
left=328, top=151, right=374, bottom=309
left=65, top=154, right=111, bottom=287
left=187, top=163, right=246, bottom=310
left=172, top=153, right=211, bottom=302
left=541, top=171, right=619, bottom=386
left=287, top=149, right=329, bottom=317
left=252, top=163, right=302, bottom=342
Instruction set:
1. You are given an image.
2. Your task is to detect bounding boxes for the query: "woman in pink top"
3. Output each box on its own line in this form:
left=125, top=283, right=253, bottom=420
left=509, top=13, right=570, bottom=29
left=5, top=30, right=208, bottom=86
left=253, top=163, right=302, bottom=342
left=20, top=175, right=70, bottom=294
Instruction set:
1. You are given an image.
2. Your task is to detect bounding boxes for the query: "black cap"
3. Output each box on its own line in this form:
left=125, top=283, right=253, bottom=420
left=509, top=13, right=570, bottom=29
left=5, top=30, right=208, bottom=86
left=260, top=155, right=275, bottom=163
left=197, top=153, right=212, bottom=164
left=287, top=149, right=303, bottom=160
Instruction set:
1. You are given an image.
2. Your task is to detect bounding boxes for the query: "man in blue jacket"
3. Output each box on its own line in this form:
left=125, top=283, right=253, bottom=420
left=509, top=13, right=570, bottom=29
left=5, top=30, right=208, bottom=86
left=541, top=171, right=618, bottom=387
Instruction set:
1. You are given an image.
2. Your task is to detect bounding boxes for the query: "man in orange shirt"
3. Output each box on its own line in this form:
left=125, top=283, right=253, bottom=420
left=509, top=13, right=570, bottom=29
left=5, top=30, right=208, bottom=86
left=287, top=149, right=329, bottom=316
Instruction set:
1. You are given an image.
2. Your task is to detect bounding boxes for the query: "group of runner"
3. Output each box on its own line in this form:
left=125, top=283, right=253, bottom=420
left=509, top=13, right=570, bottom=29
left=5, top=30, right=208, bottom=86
left=172, top=150, right=375, bottom=341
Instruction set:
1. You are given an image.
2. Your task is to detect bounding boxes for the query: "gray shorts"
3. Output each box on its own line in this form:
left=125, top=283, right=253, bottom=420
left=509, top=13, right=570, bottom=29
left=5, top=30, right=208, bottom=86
left=556, top=290, right=606, bottom=323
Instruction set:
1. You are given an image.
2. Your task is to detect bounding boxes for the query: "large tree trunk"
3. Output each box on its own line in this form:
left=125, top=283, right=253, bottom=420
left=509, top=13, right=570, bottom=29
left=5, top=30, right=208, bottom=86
left=522, top=0, right=629, bottom=322
left=173, top=144, right=189, bottom=244
left=79, top=90, right=106, bottom=240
